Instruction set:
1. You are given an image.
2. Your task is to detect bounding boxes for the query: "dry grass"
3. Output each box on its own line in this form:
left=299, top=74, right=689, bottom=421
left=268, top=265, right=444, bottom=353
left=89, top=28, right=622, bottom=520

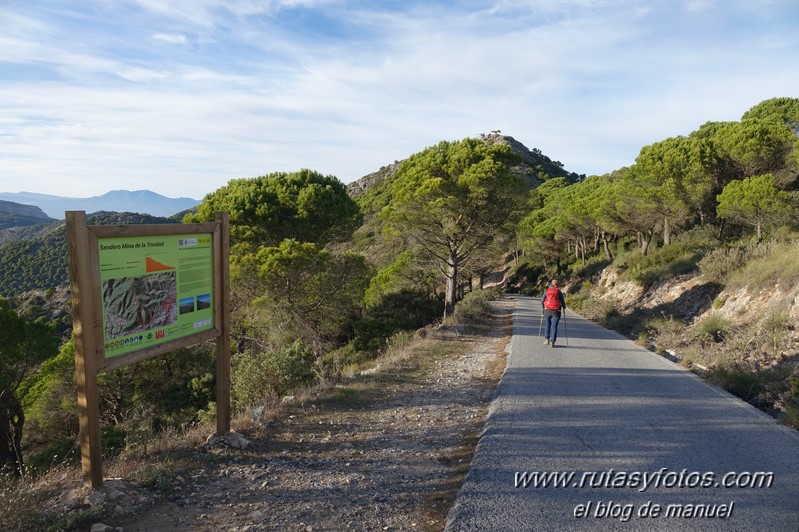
left=720, top=241, right=799, bottom=291
left=0, top=463, right=91, bottom=532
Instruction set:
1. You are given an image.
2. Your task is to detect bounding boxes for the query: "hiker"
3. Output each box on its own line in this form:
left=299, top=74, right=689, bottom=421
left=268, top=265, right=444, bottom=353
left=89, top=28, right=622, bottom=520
left=541, top=279, right=566, bottom=347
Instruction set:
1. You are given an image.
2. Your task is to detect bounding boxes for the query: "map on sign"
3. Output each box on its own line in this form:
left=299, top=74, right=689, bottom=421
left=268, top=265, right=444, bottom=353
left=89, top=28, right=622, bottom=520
left=98, top=234, right=214, bottom=357
left=102, top=270, right=178, bottom=340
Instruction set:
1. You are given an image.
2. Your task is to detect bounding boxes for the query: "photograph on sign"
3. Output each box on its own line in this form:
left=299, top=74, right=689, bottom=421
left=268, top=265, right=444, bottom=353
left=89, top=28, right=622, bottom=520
left=99, top=234, right=214, bottom=357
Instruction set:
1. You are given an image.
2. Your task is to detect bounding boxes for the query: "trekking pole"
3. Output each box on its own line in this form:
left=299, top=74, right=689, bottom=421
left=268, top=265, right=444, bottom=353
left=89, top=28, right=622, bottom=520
left=538, top=311, right=544, bottom=337
left=562, top=309, right=569, bottom=347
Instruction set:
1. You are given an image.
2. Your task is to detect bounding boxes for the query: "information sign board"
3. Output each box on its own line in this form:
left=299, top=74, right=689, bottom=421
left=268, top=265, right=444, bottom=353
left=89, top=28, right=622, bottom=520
left=66, top=212, right=230, bottom=489
left=98, top=234, right=214, bottom=357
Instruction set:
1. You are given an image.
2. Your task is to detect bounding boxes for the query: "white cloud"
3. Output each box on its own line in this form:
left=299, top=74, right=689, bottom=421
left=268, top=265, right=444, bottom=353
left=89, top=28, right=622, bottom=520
left=152, top=32, right=188, bottom=45
left=1, top=1, right=797, bottom=197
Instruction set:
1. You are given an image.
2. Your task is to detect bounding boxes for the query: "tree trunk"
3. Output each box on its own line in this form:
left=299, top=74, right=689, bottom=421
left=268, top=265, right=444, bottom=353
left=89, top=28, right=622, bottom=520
left=756, top=220, right=763, bottom=242
left=602, top=232, right=613, bottom=261
left=663, top=216, right=671, bottom=246
left=641, top=231, right=653, bottom=256
left=580, top=237, right=586, bottom=265
left=444, top=260, right=458, bottom=320
left=0, top=393, right=26, bottom=476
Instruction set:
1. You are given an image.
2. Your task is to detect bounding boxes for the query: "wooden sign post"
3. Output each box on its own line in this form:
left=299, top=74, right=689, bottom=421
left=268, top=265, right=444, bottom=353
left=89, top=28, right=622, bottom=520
left=66, top=211, right=230, bottom=488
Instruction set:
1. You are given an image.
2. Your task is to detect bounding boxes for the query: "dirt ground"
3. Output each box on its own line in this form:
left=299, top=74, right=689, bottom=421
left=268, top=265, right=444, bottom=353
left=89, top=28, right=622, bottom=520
left=89, top=300, right=514, bottom=532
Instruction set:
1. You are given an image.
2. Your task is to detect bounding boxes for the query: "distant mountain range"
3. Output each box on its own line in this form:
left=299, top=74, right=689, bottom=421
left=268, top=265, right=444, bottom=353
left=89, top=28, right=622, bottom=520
left=0, top=190, right=201, bottom=219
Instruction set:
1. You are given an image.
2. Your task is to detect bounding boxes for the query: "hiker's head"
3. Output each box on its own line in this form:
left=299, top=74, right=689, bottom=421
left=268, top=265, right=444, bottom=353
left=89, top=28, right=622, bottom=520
left=551, top=279, right=559, bottom=288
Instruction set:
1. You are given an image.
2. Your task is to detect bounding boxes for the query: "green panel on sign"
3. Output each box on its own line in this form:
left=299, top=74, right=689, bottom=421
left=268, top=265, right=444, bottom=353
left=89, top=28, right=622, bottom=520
left=98, top=234, right=214, bottom=357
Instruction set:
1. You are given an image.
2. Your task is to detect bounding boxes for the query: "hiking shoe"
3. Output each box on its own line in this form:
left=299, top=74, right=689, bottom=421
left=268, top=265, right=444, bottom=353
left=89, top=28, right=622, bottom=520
left=550, top=343, right=555, bottom=348
left=544, top=339, right=550, bottom=345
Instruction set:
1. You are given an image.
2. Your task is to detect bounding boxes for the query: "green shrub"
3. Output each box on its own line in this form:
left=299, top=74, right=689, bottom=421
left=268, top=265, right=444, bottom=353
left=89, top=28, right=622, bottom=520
left=353, top=289, right=442, bottom=352
left=600, top=308, right=646, bottom=338
left=699, top=246, right=750, bottom=284
left=197, top=401, right=216, bottom=425
left=505, top=261, right=544, bottom=294
left=564, top=281, right=595, bottom=313
left=568, top=279, right=594, bottom=296
left=571, top=255, right=612, bottom=280
left=785, top=376, right=799, bottom=428
left=692, top=313, right=730, bottom=343
left=641, top=316, right=687, bottom=349
left=759, top=307, right=790, bottom=356
left=232, top=342, right=316, bottom=410
left=645, top=316, right=686, bottom=336
left=101, top=425, right=127, bottom=458
left=675, top=345, right=709, bottom=369
left=384, top=330, right=415, bottom=352
left=712, top=363, right=790, bottom=411
left=621, top=227, right=716, bottom=288
left=24, top=437, right=79, bottom=477
left=574, top=297, right=615, bottom=321
left=453, top=288, right=502, bottom=324
left=318, top=343, right=374, bottom=377
left=713, top=364, right=761, bottom=402
left=784, top=402, right=799, bottom=429
left=629, top=248, right=706, bottom=287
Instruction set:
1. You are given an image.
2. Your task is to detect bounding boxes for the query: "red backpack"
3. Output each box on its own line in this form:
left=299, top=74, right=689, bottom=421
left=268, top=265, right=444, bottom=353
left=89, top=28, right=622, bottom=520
left=543, top=287, right=562, bottom=310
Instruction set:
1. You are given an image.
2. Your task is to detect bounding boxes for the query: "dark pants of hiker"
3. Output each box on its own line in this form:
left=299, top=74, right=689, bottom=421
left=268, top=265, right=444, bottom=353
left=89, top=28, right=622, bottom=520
left=544, top=309, right=561, bottom=345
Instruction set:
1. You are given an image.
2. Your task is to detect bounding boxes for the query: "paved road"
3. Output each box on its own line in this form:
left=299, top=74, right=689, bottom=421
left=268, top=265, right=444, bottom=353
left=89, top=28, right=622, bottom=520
left=445, top=296, right=799, bottom=531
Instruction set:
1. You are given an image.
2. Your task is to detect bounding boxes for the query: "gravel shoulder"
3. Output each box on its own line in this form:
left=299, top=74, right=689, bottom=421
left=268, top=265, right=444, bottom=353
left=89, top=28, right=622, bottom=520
left=98, top=299, right=513, bottom=531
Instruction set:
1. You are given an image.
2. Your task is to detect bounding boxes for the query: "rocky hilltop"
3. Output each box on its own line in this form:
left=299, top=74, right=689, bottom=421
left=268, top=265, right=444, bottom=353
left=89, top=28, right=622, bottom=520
left=346, top=161, right=402, bottom=197
left=346, top=132, right=582, bottom=197
left=479, top=131, right=582, bottom=188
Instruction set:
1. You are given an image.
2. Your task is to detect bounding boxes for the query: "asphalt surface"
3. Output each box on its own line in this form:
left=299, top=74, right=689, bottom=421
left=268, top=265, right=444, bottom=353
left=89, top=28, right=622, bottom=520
left=445, top=295, right=799, bottom=531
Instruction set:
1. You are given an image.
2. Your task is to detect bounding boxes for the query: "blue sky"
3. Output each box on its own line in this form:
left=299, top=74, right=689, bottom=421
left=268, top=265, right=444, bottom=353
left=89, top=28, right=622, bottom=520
left=1, top=0, right=798, bottom=200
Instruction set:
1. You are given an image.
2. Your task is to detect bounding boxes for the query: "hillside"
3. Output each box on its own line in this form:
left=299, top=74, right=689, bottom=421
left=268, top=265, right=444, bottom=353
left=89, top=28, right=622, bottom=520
left=0, top=200, right=54, bottom=240
left=346, top=132, right=578, bottom=272
left=0, top=190, right=200, bottom=219
left=0, top=199, right=52, bottom=222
